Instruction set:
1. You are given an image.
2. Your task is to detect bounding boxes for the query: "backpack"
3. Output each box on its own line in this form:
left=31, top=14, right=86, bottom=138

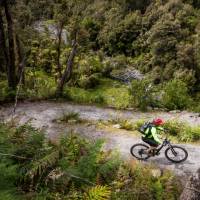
left=138, top=122, right=153, bottom=134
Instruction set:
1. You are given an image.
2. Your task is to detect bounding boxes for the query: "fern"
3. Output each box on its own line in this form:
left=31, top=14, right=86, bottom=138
left=85, top=185, right=111, bottom=200
left=25, top=150, right=59, bottom=181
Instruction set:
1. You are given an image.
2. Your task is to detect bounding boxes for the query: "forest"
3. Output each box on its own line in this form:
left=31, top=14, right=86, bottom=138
left=0, top=0, right=200, bottom=199
left=0, top=0, right=200, bottom=110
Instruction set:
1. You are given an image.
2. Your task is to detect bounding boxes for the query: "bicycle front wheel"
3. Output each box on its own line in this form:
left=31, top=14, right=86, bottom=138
left=130, top=143, right=150, bottom=160
left=165, top=145, right=188, bottom=163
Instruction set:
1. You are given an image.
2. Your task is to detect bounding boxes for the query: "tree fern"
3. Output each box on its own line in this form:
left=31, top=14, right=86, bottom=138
left=84, top=185, right=111, bottom=200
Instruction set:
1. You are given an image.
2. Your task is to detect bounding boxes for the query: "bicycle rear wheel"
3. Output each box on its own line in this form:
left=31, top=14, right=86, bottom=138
left=130, top=143, right=150, bottom=160
left=165, top=145, right=188, bottom=163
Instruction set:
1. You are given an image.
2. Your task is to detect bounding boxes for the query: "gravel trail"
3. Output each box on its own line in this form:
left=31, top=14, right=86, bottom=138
left=1, top=101, right=200, bottom=177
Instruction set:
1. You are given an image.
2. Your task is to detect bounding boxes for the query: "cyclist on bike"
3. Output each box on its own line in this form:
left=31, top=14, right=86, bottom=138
left=142, top=118, right=164, bottom=155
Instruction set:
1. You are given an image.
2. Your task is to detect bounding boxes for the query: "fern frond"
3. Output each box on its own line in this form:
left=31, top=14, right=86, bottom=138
left=84, top=185, right=111, bottom=200
left=25, top=150, right=59, bottom=180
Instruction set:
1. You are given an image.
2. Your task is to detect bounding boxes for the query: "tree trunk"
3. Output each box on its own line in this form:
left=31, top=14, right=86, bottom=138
left=0, top=9, right=8, bottom=73
left=56, top=32, right=78, bottom=97
left=56, top=22, right=64, bottom=80
left=179, top=169, right=200, bottom=200
left=4, top=1, right=16, bottom=90
left=15, top=34, right=25, bottom=85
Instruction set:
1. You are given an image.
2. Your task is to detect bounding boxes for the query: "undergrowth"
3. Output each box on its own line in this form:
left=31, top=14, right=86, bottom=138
left=108, top=118, right=200, bottom=143
left=64, top=78, right=131, bottom=109
left=0, top=122, right=182, bottom=199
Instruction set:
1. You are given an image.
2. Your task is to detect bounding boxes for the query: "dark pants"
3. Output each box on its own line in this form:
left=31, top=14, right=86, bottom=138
left=142, top=137, right=159, bottom=147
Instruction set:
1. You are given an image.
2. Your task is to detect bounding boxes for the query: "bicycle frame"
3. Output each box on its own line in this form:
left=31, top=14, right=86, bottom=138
left=155, top=139, right=175, bottom=155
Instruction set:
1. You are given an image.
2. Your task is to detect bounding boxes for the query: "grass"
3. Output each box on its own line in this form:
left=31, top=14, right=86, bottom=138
left=64, top=78, right=131, bottom=109
left=104, top=118, right=200, bottom=143
left=55, top=111, right=86, bottom=124
left=107, top=118, right=135, bottom=131
left=1, top=74, right=132, bottom=110
left=163, top=120, right=200, bottom=142
left=0, top=70, right=56, bottom=103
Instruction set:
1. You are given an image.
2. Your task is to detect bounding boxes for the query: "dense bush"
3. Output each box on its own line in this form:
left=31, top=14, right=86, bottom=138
left=1, top=0, right=200, bottom=111
left=99, top=11, right=142, bottom=55
left=0, top=123, right=182, bottom=199
left=77, top=73, right=101, bottom=89
left=161, top=79, right=192, bottom=110
left=64, top=78, right=132, bottom=108
left=129, top=79, right=157, bottom=111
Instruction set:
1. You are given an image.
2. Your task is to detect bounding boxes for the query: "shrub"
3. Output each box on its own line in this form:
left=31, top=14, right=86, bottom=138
left=64, top=87, right=105, bottom=105
left=129, top=79, right=156, bottom=111
left=25, top=70, right=56, bottom=99
left=77, top=73, right=101, bottom=89
left=163, top=120, right=185, bottom=136
left=163, top=120, right=200, bottom=142
left=161, top=79, right=192, bottom=110
left=110, top=118, right=134, bottom=131
left=78, top=55, right=103, bottom=77
left=65, top=78, right=132, bottom=108
left=58, top=112, right=81, bottom=123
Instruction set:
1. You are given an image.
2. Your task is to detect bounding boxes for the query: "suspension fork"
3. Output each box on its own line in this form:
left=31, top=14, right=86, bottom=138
left=168, top=144, right=177, bottom=156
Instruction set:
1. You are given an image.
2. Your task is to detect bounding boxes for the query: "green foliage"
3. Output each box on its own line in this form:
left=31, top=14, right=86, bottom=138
left=111, top=163, right=181, bottom=200
left=27, top=38, right=57, bottom=74
left=99, top=11, right=142, bottom=55
left=110, top=118, right=134, bottom=131
left=85, top=185, right=111, bottom=200
left=77, top=73, right=101, bottom=89
left=0, top=80, right=16, bottom=102
left=0, top=123, right=120, bottom=198
left=132, top=119, right=146, bottom=131
left=129, top=79, right=156, bottom=111
left=24, top=70, right=56, bottom=99
left=0, top=122, right=182, bottom=200
left=1, top=0, right=200, bottom=109
left=65, top=78, right=131, bottom=109
left=58, top=112, right=81, bottom=123
left=163, top=120, right=200, bottom=142
left=161, top=79, right=192, bottom=110
left=82, top=17, right=101, bottom=50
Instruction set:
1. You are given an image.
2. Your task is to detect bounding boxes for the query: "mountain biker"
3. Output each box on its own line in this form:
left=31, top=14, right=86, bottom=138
left=142, top=118, right=164, bottom=155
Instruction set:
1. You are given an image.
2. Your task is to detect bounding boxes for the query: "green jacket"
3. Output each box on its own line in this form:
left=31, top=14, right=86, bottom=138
left=144, top=126, right=164, bottom=144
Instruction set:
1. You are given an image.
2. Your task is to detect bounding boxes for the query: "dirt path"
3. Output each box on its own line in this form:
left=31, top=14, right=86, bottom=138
left=0, top=101, right=200, bottom=177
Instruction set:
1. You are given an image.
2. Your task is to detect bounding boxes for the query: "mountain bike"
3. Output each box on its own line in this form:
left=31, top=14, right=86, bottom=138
left=130, top=138, right=188, bottom=163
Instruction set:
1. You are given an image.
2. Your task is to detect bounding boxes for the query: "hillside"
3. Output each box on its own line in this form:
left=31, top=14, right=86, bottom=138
left=0, top=0, right=200, bottom=199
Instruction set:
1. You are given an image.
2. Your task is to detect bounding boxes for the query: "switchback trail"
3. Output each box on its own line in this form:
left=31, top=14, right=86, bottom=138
left=0, top=101, right=200, bottom=178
